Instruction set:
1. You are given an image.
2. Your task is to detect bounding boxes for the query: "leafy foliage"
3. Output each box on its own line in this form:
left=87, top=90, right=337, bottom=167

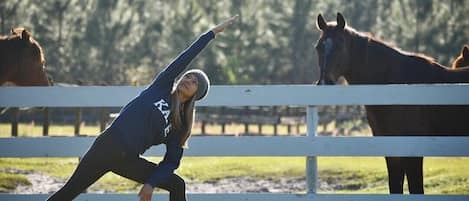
left=1, top=0, right=467, bottom=85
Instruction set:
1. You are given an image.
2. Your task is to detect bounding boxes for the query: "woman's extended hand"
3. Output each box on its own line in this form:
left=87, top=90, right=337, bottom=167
left=138, top=184, right=154, bottom=201
left=211, top=15, right=238, bottom=34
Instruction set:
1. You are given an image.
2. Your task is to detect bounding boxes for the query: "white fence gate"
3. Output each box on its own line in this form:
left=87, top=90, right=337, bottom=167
left=1, top=84, right=469, bottom=201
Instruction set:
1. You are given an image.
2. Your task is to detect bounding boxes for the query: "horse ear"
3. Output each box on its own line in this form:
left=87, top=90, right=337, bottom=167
left=317, top=14, right=327, bottom=30
left=463, top=45, right=469, bottom=58
left=336, top=12, right=346, bottom=30
left=21, top=30, right=31, bottom=42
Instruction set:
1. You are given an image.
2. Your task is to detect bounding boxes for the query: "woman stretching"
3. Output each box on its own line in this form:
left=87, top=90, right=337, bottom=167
left=46, top=15, right=237, bottom=201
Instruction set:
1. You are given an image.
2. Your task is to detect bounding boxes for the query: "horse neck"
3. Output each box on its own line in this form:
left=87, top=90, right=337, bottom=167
left=0, top=39, right=12, bottom=81
left=346, top=35, right=392, bottom=84
left=443, top=66, right=469, bottom=83
left=346, top=35, right=458, bottom=84
left=397, top=53, right=469, bottom=83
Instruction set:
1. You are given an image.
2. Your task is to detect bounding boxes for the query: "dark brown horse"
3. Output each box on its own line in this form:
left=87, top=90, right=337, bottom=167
left=452, top=45, right=469, bottom=68
left=314, top=13, right=469, bottom=194
left=0, top=28, right=51, bottom=86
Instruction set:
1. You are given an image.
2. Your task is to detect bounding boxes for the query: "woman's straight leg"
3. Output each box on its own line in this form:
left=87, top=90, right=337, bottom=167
left=46, top=134, right=115, bottom=201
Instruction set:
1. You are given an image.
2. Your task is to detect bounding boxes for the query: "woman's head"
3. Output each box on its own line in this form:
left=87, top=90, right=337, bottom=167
left=170, top=69, right=210, bottom=148
left=176, top=69, right=210, bottom=102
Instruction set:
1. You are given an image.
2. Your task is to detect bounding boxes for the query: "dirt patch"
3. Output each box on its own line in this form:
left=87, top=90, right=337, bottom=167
left=10, top=171, right=342, bottom=193
left=187, top=177, right=306, bottom=193
left=11, top=172, right=64, bottom=194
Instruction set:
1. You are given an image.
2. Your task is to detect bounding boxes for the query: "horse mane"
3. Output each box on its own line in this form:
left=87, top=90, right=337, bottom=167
left=345, top=26, right=440, bottom=67
left=30, top=36, right=46, bottom=66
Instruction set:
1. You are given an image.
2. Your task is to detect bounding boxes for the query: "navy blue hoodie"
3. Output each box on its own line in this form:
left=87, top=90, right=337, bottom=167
left=107, top=30, right=215, bottom=187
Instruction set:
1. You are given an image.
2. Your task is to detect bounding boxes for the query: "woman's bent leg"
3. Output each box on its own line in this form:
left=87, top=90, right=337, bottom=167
left=162, top=174, right=187, bottom=201
left=112, top=156, right=187, bottom=201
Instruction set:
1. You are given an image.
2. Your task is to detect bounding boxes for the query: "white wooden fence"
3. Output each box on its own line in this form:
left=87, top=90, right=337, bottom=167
left=1, top=85, right=469, bottom=201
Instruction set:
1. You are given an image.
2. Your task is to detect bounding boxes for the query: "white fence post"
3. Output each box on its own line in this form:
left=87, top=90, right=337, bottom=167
left=306, top=106, right=318, bottom=194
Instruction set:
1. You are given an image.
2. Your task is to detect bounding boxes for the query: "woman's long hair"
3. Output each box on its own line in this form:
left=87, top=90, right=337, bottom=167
left=169, top=79, right=196, bottom=148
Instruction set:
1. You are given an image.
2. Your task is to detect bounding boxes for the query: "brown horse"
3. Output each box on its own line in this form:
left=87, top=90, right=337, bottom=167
left=452, top=45, right=469, bottom=68
left=0, top=28, right=51, bottom=86
left=314, top=13, right=469, bottom=194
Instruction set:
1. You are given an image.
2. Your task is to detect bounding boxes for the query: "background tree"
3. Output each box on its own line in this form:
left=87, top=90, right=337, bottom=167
left=1, top=0, right=467, bottom=135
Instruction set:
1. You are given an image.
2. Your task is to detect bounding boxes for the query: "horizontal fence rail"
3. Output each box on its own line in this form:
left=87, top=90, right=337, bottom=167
left=1, top=85, right=469, bottom=201
left=1, top=84, right=469, bottom=107
left=1, top=136, right=469, bottom=157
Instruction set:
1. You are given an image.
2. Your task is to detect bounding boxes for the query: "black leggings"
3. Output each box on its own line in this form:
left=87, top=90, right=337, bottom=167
left=46, top=132, right=186, bottom=201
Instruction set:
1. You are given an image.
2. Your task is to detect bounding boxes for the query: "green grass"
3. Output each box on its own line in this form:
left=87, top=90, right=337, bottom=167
left=318, top=157, right=469, bottom=194
left=178, top=157, right=305, bottom=182
left=0, top=123, right=467, bottom=194
left=0, top=157, right=468, bottom=194
left=0, top=172, right=30, bottom=192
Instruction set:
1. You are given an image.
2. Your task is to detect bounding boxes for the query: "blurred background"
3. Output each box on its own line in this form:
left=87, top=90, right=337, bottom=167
left=2, top=0, right=467, bottom=86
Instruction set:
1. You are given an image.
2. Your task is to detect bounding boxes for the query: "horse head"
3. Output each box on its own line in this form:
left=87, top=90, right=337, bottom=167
left=452, top=45, right=469, bottom=68
left=314, top=13, right=353, bottom=85
left=1, top=28, right=51, bottom=86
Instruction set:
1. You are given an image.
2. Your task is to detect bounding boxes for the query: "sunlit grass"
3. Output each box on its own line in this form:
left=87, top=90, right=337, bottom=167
left=0, top=124, right=467, bottom=194
left=0, top=157, right=467, bottom=194
left=178, top=157, right=306, bottom=182
left=0, top=172, right=30, bottom=193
